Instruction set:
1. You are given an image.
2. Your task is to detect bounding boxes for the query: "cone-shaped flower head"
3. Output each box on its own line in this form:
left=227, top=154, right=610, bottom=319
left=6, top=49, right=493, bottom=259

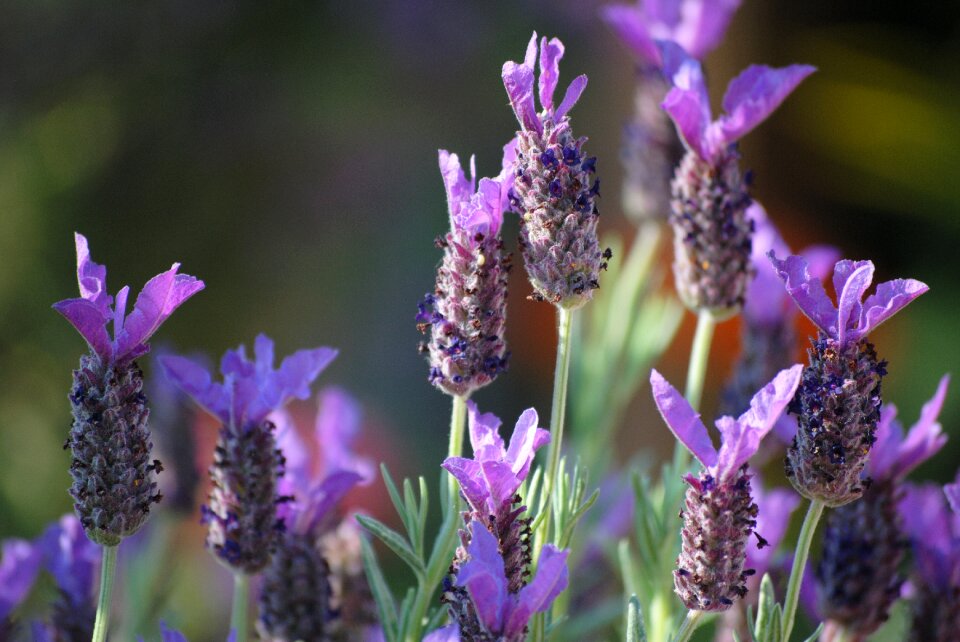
left=0, top=537, right=42, bottom=637
left=650, top=364, right=802, bottom=611
left=769, top=252, right=929, bottom=506
left=417, top=150, right=511, bottom=396
left=660, top=43, right=814, bottom=317
left=899, top=477, right=960, bottom=642
left=817, top=376, right=949, bottom=638
left=161, top=336, right=337, bottom=574
left=503, top=33, right=606, bottom=309
left=54, top=234, right=204, bottom=545
left=443, top=403, right=549, bottom=595
left=445, top=520, right=569, bottom=642
left=258, top=388, right=372, bottom=642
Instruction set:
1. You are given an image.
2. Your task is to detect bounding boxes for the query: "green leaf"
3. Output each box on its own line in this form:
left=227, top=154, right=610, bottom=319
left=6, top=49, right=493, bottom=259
left=380, top=464, right=416, bottom=541
left=396, top=586, right=416, bottom=638
left=626, top=594, right=647, bottom=642
left=754, top=574, right=782, bottom=642
left=403, top=477, right=423, bottom=556
left=800, top=623, right=824, bottom=642
left=356, top=514, right=425, bottom=577
left=360, top=535, right=398, bottom=642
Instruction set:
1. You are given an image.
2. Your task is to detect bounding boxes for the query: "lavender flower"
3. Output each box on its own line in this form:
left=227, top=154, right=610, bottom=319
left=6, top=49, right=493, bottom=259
left=650, top=365, right=802, bottom=611
left=0, top=538, right=42, bottom=638
left=442, top=403, right=548, bottom=593
left=417, top=150, right=511, bottom=396
left=660, top=44, right=814, bottom=317
left=770, top=252, right=929, bottom=506
left=138, top=623, right=237, bottom=642
left=258, top=389, right=371, bottom=642
left=900, top=477, right=960, bottom=642
left=601, top=0, right=742, bottom=221
left=443, top=520, right=568, bottom=642
left=53, top=233, right=204, bottom=545
left=503, top=33, right=606, bottom=309
left=817, top=376, right=948, bottom=638
left=160, top=335, right=337, bottom=574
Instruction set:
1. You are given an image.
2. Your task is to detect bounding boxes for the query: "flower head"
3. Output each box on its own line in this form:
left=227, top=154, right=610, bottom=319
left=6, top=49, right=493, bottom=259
left=659, top=43, right=815, bottom=163
left=53, top=233, right=204, bottom=366
left=502, top=33, right=587, bottom=136
left=768, top=252, right=929, bottom=349
left=650, top=365, right=802, bottom=484
left=602, top=0, right=742, bottom=67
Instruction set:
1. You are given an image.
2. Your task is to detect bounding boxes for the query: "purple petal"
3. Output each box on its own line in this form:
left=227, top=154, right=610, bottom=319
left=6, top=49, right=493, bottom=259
left=553, top=74, right=587, bottom=123
left=768, top=252, right=838, bottom=338
left=160, top=623, right=190, bottom=642
left=600, top=5, right=660, bottom=66
left=160, top=355, right=231, bottom=424
left=538, top=37, right=564, bottom=112
left=39, top=514, right=100, bottom=605
left=467, top=401, right=505, bottom=463
left=888, top=375, right=950, bottom=480
left=53, top=298, right=113, bottom=362
left=677, top=0, right=742, bottom=59
left=868, top=403, right=903, bottom=481
left=480, top=460, right=521, bottom=511
left=458, top=523, right=508, bottom=634
left=423, top=624, right=460, bottom=642
left=660, top=45, right=710, bottom=158
left=505, top=408, right=548, bottom=480
left=735, top=365, right=804, bottom=440
left=650, top=369, right=717, bottom=468
left=115, top=265, right=205, bottom=362
left=315, top=386, right=373, bottom=482
left=505, top=544, right=569, bottom=637
left=747, top=484, right=800, bottom=579
left=273, top=408, right=311, bottom=492
left=113, top=285, right=130, bottom=338
left=73, top=232, right=111, bottom=312
left=438, top=150, right=474, bottom=221
left=252, top=345, right=338, bottom=425
left=502, top=33, right=541, bottom=133
left=832, top=260, right=874, bottom=346
left=0, top=538, right=42, bottom=620
left=442, top=457, right=489, bottom=514
left=467, top=176, right=505, bottom=238
left=714, top=64, right=815, bottom=148
left=296, top=470, right=364, bottom=535
left=744, top=203, right=792, bottom=326
left=857, top=278, right=929, bottom=341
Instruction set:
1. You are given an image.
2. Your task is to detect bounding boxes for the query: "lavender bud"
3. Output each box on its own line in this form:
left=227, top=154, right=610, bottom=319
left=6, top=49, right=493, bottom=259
left=786, top=334, right=886, bottom=507
left=204, top=420, right=284, bottom=574
left=675, top=468, right=758, bottom=612
left=258, top=531, right=335, bottom=642
left=817, top=480, right=904, bottom=637
left=670, top=146, right=753, bottom=318
left=67, top=354, right=161, bottom=546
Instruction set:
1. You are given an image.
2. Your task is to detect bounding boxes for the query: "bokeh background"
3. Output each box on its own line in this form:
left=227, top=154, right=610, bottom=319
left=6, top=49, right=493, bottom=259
left=2, top=1, right=959, bottom=639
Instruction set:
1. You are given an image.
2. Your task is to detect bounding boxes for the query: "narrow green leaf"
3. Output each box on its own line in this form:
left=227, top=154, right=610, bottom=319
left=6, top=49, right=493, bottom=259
left=800, top=623, right=824, bottom=642
left=626, top=594, right=647, bottom=642
left=356, top=514, right=425, bottom=577
left=417, top=476, right=430, bottom=556
left=396, top=586, right=416, bottom=639
left=403, top=477, right=422, bottom=554
left=560, top=489, right=599, bottom=549
left=380, top=464, right=415, bottom=539
left=754, top=574, right=780, bottom=642
left=360, top=535, right=398, bottom=642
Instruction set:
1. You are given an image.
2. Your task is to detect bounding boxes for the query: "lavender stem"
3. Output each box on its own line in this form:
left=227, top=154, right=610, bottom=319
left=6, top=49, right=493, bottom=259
left=91, top=544, right=118, bottom=642
left=781, top=499, right=826, bottom=641
left=231, top=573, right=249, bottom=642
left=672, top=609, right=704, bottom=642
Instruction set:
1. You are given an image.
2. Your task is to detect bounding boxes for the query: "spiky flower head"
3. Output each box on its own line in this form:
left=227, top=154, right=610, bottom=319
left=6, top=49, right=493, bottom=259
left=659, top=44, right=814, bottom=317
left=769, top=252, right=929, bottom=506
left=817, top=377, right=949, bottom=638
left=503, top=33, right=606, bottom=309
left=54, top=233, right=204, bottom=545
left=650, top=365, right=802, bottom=611
left=161, top=336, right=337, bottom=574
left=444, top=520, right=569, bottom=642
left=417, top=149, right=511, bottom=397
left=443, top=403, right=548, bottom=593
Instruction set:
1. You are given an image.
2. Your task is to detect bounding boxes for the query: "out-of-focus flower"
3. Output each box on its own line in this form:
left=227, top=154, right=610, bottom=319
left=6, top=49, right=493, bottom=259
left=0, top=537, right=42, bottom=637
left=137, top=622, right=237, bottom=642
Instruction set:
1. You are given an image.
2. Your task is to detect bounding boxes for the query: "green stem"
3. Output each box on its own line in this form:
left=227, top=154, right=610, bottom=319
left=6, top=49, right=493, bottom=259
left=91, top=545, right=118, bottom=642
left=405, top=395, right=468, bottom=642
left=231, top=573, right=249, bottom=642
left=781, top=500, right=825, bottom=642
left=684, top=311, right=715, bottom=410
left=672, top=610, right=704, bottom=642
left=539, top=307, right=574, bottom=544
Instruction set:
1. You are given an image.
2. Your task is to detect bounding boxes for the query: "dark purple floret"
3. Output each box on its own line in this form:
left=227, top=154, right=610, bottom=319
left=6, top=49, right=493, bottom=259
left=908, top=582, right=960, bottom=642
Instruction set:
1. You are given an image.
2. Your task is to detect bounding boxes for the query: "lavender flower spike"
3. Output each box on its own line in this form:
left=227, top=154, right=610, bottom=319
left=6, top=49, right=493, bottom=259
left=445, top=520, right=568, bottom=642
left=817, top=376, right=949, bottom=639
left=417, top=149, right=511, bottom=396
left=661, top=43, right=814, bottom=317
left=650, top=364, right=802, bottom=611
left=161, top=336, right=337, bottom=574
left=503, top=33, right=607, bottom=308
left=54, top=233, right=204, bottom=545
left=770, top=252, right=929, bottom=506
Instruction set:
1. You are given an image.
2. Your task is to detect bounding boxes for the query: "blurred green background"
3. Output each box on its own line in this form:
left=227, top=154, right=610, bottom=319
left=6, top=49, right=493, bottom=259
left=1, top=1, right=958, bottom=639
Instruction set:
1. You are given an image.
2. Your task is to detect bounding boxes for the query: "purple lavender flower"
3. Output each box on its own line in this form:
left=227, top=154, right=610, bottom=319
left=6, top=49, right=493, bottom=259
left=503, top=33, right=607, bottom=309
left=258, top=389, right=372, bottom=642
left=660, top=44, right=814, bottom=316
left=443, top=520, right=568, bottom=642
left=0, top=537, right=42, bottom=637
left=602, top=0, right=743, bottom=222
left=53, top=233, right=204, bottom=545
left=817, top=376, right=949, bottom=638
left=442, top=403, right=548, bottom=593
left=417, top=149, right=511, bottom=396
left=900, top=477, right=960, bottom=642
left=160, top=335, right=337, bottom=574
left=650, top=364, right=802, bottom=611
left=137, top=623, right=237, bottom=642
left=769, top=252, right=929, bottom=506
